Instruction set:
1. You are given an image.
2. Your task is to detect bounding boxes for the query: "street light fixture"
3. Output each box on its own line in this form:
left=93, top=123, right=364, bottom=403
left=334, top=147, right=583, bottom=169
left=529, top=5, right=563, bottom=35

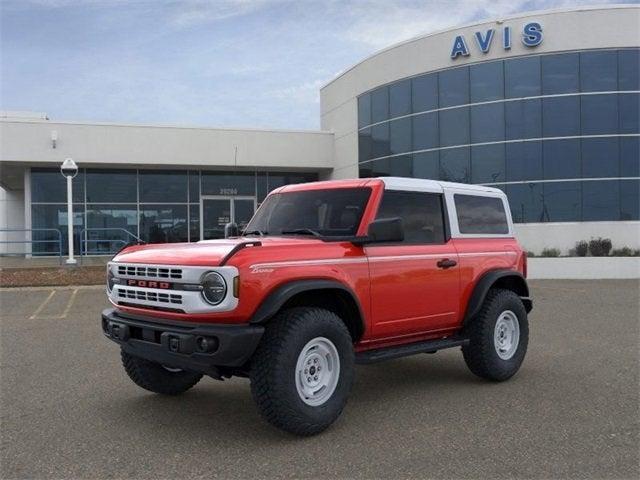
left=60, top=158, right=78, bottom=265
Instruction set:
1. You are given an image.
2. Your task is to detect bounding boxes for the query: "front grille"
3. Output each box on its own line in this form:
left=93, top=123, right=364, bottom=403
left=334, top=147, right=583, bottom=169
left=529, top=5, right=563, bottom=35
left=117, top=287, right=183, bottom=305
left=117, top=265, right=182, bottom=280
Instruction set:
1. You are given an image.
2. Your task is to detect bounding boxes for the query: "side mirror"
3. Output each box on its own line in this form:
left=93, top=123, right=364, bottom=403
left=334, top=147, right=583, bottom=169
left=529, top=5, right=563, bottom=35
left=353, top=217, right=404, bottom=245
left=224, top=222, right=239, bottom=238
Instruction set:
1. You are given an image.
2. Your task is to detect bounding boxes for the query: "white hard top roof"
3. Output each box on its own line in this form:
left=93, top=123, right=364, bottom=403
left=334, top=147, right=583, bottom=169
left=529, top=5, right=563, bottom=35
left=378, top=177, right=504, bottom=195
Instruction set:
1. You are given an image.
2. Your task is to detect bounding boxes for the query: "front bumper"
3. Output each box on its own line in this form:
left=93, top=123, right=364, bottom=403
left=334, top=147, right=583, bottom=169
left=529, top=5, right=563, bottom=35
left=101, top=308, right=264, bottom=374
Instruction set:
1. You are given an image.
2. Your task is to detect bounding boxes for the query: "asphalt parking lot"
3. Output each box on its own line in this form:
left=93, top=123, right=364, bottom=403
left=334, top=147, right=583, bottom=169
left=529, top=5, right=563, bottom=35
left=1, top=280, right=638, bottom=479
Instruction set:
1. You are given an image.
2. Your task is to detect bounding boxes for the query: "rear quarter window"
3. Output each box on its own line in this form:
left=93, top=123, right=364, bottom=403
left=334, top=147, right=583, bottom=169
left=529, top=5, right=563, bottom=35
left=454, top=194, right=509, bottom=234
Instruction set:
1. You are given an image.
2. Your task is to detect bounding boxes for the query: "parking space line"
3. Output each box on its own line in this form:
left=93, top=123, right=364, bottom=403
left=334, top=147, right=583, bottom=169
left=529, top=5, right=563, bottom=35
left=29, top=290, right=56, bottom=319
left=58, top=289, right=79, bottom=319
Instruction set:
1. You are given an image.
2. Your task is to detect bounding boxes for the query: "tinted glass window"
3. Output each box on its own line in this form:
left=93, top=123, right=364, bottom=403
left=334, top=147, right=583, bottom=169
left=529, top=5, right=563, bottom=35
left=583, top=180, right=620, bottom=221
left=507, top=183, right=543, bottom=223
left=246, top=188, right=371, bottom=237
left=471, top=144, right=505, bottom=184
left=188, top=171, right=200, bottom=203
left=413, top=151, right=439, bottom=180
left=387, top=155, right=413, bottom=177
left=581, top=138, right=619, bottom=178
left=140, top=170, right=188, bottom=203
left=412, top=112, right=438, bottom=151
left=620, top=179, right=640, bottom=220
left=581, top=94, right=618, bottom=135
left=389, top=117, right=411, bottom=155
left=470, top=61, right=504, bottom=102
left=470, top=103, right=505, bottom=143
left=440, top=147, right=470, bottom=183
left=505, top=99, right=542, bottom=140
left=86, top=205, right=138, bottom=254
left=619, top=93, right=640, bottom=134
left=544, top=139, right=581, bottom=180
left=265, top=173, right=317, bottom=193
left=542, top=96, right=580, bottom=137
left=439, top=108, right=469, bottom=147
left=542, top=53, right=579, bottom=94
left=369, top=159, right=391, bottom=177
left=618, top=49, right=640, bottom=91
left=389, top=79, right=411, bottom=118
left=201, top=172, right=255, bottom=196
left=505, top=56, right=541, bottom=98
left=506, top=141, right=543, bottom=182
left=31, top=168, right=85, bottom=203
left=620, top=137, right=640, bottom=177
left=412, top=74, right=438, bottom=112
left=581, top=51, right=617, bottom=92
left=86, top=169, right=136, bottom=203
left=439, top=67, right=469, bottom=107
left=376, top=190, right=445, bottom=244
left=358, top=93, right=371, bottom=128
left=359, top=128, right=373, bottom=162
left=371, top=123, right=390, bottom=158
left=189, top=204, right=200, bottom=242
left=543, top=182, right=581, bottom=222
left=31, top=204, right=84, bottom=255
left=371, top=87, right=389, bottom=123
left=139, top=205, right=188, bottom=243
left=454, top=194, right=509, bottom=234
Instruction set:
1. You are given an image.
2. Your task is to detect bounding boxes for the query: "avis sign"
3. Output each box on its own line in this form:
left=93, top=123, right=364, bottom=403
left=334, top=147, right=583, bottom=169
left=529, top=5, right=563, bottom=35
left=450, top=22, right=543, bottom=59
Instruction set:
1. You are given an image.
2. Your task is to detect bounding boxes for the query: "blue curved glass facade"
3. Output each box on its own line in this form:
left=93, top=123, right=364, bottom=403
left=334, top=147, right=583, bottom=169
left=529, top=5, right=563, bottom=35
left=357, top=49, right=640, bottom=223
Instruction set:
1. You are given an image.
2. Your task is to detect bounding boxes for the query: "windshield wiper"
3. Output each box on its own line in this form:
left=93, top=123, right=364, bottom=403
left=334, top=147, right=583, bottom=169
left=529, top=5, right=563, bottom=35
left=243, top=229, right=267, bottom=236
left=281, top=228, right=322, bottom=237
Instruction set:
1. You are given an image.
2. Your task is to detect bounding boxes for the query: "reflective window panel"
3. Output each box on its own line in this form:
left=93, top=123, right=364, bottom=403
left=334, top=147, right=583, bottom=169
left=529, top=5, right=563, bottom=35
left=139, top=205, right=188, bottom=243
left=371, top=86, right=389, bottom=123
left=618, top=49, right=640, bottom=91
left=471, top=144, right=505, bottom=184
left=620, top=179, right=640, bottom=221
left=201, top=172, right=256, bottom=196
left=505, top=99, right=542, bottom=140
left=440, top=147, right=470, bottom=183
left=581, top=94, right=619, bottom=135
left=31, top=168, right=85, bottom=203
left=86, top=169, right=136, bottom=203
left=413, top=151, right=440, bottom=180
left=505, top=56, right=541, bottom=98
left=439, top=108, right=469, bottom=147
left=439, top=67, right=469, bottom=108
left=389, top=79, right=411, bottom=118
left=580, top=51, right=618, bottom=92
left=470, top=103, right=505, bottom=143
left=31, top=204, right=84, bottom=255
left=583, top=180, right=620, bottom=221
left=581, top=138, right=619, bottom=178
left=140, top=170, right=188, bottom=203
left=543, top=139, right=581, bottom=180
left=470, top=61, right=504, bottom=102
left=543, top=182, right=581, bottom=222
left=85, top=205, right=138, bottom=254
left=506, top=183, right=543, bottom=223
left=412, top=112, right=438, bottom=151
left=389, top=117, right=412, bottom=155
left=506, top=142, right=543, bottom=182
left=358, top=93, right=371, bottom=128
left=412, top=73, right=438, bottom=113
left=541, top=53, right=579, bottom=95
left=542, top=96, right=580, bottom=137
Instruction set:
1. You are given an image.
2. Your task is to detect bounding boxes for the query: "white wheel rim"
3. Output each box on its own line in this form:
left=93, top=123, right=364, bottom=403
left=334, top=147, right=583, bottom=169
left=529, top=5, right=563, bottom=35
left=295, top=337, right=340, bottom=406
left=494, top=310, right=520, bottom=360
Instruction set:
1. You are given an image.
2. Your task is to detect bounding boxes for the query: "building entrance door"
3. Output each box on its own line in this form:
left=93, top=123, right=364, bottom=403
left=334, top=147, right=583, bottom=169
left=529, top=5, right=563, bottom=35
left=200, top=196, right=256, bottom=240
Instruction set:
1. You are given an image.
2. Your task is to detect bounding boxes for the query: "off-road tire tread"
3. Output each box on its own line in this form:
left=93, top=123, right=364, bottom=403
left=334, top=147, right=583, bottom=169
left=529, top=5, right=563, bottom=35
left=250, top=307, right=354, bottom=436
left=462, top=288, right=528, bottom=381
left=121, top=350, right=203, bottom=395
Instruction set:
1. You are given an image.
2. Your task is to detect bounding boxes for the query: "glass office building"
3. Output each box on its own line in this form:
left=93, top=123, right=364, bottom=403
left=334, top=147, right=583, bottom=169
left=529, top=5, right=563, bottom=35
left=357, top=48, right=640, bottom=223
left=29, top=169, right=316, bottom=255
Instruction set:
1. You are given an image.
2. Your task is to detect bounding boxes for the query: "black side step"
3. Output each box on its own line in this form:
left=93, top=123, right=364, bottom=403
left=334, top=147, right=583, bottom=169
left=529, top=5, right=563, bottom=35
left=355, top=336, right=469, bottom=364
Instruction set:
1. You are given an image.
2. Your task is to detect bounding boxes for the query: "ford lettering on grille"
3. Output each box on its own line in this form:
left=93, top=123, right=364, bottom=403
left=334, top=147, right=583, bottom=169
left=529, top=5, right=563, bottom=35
left=127, top=279, right=172, bottom=289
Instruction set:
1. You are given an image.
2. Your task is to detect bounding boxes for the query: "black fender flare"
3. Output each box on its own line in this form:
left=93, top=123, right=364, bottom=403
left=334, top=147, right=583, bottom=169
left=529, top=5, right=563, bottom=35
left=249, top=279, right=365, bottom=338
left=463, top=270, right=532, bottom=326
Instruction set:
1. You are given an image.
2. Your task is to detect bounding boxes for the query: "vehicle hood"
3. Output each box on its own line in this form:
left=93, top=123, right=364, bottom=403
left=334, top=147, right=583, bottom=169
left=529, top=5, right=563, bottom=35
left=112, top=237, right=326, bottom=267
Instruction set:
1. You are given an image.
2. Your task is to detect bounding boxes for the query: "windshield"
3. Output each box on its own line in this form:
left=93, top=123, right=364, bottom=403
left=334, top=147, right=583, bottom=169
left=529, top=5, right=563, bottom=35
left=244, top=188, right=371, bottom=238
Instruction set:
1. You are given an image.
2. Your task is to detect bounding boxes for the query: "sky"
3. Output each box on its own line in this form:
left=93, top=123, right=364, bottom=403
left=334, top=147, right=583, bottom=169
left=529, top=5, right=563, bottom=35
left=1, top=0, right=636, bottom=130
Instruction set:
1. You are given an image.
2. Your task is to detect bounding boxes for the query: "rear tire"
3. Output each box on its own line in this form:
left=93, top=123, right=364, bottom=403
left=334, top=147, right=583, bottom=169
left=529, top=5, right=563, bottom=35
left=121, top=350, right=203, bottom=395
left=462, top=288, right=529, bottom=381
left=250, top=307, right=354, bottom=436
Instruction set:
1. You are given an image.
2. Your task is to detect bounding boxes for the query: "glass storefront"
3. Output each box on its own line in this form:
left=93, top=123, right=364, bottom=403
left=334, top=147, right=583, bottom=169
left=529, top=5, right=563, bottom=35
left=30, top=168, right=317, bottom=254
left=357, top=48, right=640, bottom=223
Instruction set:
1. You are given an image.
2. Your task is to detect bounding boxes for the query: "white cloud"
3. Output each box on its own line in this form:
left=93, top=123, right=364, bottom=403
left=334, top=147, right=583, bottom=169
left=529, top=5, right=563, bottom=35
left=168, top=0, right=282, bottom=28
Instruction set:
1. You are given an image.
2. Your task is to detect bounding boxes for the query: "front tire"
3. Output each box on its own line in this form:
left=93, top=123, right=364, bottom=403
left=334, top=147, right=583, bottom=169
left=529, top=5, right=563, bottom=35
left=121, top=350, right=203, bottom=395
left=250, top=307, right=354, bottom=436
left=462, top=289, right=529, bottom=381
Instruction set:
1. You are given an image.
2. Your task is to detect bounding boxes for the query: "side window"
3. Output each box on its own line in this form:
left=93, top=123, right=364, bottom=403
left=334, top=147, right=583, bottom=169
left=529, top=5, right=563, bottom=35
left=454, top=194, right=509, bottom=234
left=376, top=191, right=445, bottom=244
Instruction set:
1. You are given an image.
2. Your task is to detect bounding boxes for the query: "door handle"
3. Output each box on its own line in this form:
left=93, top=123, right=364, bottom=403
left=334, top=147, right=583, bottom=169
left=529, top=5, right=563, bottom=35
left=437, top=258, right=457, bottom=269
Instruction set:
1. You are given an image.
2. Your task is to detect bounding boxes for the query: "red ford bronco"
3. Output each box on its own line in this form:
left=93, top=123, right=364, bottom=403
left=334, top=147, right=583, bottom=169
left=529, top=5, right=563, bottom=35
left=102, top=177, right=532, bottom=435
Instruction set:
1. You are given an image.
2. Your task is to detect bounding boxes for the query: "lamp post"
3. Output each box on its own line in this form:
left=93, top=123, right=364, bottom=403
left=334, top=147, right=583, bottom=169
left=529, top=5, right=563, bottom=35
left=60, top=158, right=78, bottom=265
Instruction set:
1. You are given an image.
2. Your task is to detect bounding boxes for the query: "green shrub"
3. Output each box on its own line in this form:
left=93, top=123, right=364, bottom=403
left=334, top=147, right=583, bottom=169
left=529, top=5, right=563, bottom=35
left=540, top=247, right=561, bottom=257
left=526, top=251, right=536, bottom=258
left=610, top=247, right=639, bottom=257
left=588, top=237, right=612, bottom=257
left=574, top=240, right=588, bottom=257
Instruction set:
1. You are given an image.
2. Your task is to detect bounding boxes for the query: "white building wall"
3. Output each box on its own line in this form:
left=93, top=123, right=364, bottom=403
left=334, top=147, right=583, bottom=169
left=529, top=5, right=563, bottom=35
left=0, top=186, right=25, bottom=254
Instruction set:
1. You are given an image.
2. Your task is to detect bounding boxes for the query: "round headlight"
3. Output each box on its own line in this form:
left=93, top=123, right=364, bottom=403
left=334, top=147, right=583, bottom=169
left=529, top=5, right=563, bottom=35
left=201, top=272, right=227, bottom=305
left=107, top=266, right=115, bottom=292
